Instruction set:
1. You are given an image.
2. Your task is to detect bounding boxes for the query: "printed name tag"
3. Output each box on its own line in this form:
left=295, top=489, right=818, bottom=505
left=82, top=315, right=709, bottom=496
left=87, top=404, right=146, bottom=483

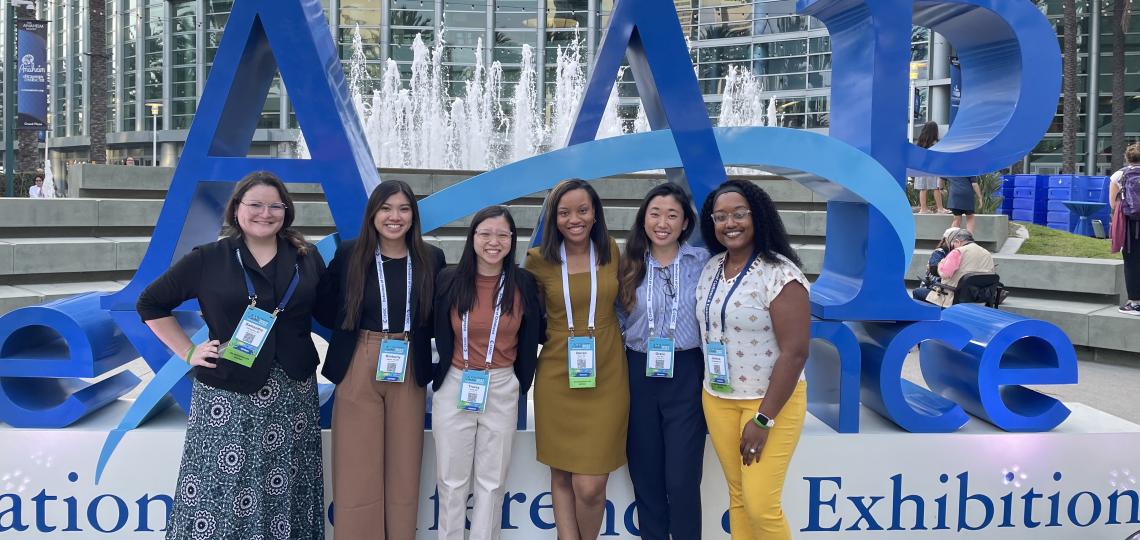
left=567, top=336, right=597, bottom=389
left=221, top=306, right=276, bottom=368
left=646, top=337, right=675, bottom=378
left=376, top=339, right=409, bottom=382
left=458, top=369, right=490, bottom=413
left=705, top=341, right=732, bottom=393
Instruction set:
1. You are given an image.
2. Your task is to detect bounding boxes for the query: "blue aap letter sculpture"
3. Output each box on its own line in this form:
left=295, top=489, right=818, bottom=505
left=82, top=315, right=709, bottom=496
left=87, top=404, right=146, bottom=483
left=99, top=0, right=377, bottom=413
left=0, top=0, right=377, bottom=430
left=0, top=0, right=1080, bottom=450
left=801, top=0, right=1074, bottom=433
left=526, top=0, right=728, bottom=243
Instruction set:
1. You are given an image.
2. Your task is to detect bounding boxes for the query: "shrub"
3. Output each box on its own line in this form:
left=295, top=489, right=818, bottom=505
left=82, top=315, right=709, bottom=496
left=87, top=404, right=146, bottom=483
left=976, top=172, right=1004, bottom=214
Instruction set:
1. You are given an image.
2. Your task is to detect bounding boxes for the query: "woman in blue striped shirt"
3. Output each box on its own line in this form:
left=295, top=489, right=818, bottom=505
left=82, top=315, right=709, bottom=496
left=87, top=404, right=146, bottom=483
left=617, top=183, right=710, bottom=540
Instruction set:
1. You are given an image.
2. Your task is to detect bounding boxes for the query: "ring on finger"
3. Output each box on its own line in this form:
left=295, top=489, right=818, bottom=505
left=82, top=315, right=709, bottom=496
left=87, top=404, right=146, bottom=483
left=749, top=448, right=757, bottom=454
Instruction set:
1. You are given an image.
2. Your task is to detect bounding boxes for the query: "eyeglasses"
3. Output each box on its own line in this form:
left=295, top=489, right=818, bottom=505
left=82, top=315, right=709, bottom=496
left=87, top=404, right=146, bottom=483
left=474, top=229, right=513, bottom=242
left=241, top=201, right=288, bottom=214
left=655, top=266, right=677, bottom=298
left=710, top=209, right=751, bottom=224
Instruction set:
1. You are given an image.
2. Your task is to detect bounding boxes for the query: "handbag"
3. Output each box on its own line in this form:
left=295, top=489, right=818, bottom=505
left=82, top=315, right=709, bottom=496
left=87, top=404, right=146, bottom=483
left=1111, top=196, right=1126, bottom=253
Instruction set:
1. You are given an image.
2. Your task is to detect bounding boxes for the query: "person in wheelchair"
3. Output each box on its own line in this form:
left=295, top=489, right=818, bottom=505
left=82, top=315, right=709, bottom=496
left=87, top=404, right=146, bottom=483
left=913, top=229, right=1002, bottom=308
left=914, top=227, right=960, bottom=293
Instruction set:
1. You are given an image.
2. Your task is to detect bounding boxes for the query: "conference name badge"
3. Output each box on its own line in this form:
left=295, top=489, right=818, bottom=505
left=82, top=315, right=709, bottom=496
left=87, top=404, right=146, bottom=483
left=568, top=336, right=596, bottom=388
left=646, top=336, right=675, bottom=378
left=458, top=369, right=490, bottom=413
left=705, top=341, right=731, bottom=392
left=376, top=338, right=409, bottom=382
left=221, top=305, right=276, bottom=368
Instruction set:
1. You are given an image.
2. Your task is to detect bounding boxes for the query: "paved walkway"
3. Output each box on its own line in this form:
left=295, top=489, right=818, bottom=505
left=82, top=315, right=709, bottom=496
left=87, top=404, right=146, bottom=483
left=903, top=352, right=1140, bottom=424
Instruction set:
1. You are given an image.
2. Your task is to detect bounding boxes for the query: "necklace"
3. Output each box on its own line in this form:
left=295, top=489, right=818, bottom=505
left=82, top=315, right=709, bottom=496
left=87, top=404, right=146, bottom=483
left=724, top=254, right=750, bottom=279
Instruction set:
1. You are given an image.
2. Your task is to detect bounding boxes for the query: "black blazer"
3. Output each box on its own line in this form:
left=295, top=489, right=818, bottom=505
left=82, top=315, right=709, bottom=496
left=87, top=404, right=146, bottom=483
left=315, top=239, right=446, bottom=387
left=432, top=267, right=543, bottom=394
left=136, top=235, right=325, bottom=394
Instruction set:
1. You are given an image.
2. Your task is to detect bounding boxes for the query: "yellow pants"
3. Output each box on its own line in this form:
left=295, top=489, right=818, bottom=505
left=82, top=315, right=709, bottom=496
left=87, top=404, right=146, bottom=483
left=703, top=381, right=807, bottom=540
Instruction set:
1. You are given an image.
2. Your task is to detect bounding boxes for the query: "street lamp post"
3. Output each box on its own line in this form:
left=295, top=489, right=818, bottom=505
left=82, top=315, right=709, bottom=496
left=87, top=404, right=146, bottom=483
left=146, top=102, right=161, bottom=167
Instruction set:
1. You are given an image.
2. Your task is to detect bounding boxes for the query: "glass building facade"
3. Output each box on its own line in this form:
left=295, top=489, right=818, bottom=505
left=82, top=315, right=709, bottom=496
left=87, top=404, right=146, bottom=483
left=0, top=0, right=1130, bottom=172
left=1031, top=0, right=1140, bottom=175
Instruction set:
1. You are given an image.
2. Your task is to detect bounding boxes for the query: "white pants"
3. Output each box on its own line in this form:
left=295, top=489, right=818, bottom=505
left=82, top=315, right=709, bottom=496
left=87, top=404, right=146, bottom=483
left=432, top=366, right=520, bottom=540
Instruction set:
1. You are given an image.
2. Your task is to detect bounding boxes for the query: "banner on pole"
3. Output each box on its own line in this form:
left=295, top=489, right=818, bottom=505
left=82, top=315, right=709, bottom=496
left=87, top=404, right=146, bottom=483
left=16, top=19, right=48, bottom=131
left=949, top=55, right=962, bottom=124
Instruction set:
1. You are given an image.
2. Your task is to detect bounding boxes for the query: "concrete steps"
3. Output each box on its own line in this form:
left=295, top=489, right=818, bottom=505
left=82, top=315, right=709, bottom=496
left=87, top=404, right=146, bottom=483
left=0, top=281, right=128, bottom=314
left=5, top=165, right=1132, bottom=360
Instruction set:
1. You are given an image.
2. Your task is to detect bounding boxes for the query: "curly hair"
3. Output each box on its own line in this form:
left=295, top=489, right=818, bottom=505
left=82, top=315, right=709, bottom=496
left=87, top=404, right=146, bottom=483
left=1126, top=142, right=1140, bottom=165
left=699, top=179, right=801, bottom=267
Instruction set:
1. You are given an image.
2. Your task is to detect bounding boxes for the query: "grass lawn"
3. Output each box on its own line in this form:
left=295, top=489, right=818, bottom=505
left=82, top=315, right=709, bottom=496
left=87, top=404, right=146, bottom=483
left=1015, top=222, right=1122, bottom=260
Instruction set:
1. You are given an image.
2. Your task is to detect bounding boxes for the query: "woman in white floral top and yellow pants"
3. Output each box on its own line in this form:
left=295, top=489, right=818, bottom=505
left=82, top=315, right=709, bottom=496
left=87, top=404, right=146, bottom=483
left=695, top=180, right=810, bottom=540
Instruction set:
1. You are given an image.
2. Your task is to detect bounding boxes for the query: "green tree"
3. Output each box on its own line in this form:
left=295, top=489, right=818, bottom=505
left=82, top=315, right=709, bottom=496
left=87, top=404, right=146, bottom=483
left=1062, top=0, right=1079, bottom=173
left=89, top=0, right=108, bottom=163
left=1110, top=0, right=1132, bottom=171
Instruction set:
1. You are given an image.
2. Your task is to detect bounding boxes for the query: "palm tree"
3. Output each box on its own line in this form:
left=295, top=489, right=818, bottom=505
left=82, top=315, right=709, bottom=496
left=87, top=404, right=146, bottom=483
left=1110, top=0, right=1131, bottom=171
left=1062, top=0, right=1079, bottom=174
left=88, top=0, right=108, bottom=163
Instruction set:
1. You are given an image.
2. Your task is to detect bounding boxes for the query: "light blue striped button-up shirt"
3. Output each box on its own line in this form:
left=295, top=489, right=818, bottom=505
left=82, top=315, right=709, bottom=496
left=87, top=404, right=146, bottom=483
left=618, top=243, right=710, bottom=353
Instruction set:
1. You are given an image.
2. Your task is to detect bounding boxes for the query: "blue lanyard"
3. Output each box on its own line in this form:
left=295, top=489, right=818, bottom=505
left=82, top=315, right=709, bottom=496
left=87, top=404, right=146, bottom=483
left=235, top=249, right=301, bottom=316
left=703, top=251, right=759, bottom=342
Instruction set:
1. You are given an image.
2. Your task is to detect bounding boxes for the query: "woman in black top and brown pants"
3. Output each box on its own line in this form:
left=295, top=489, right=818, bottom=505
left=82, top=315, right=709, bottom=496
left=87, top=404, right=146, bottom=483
left=137, top=172, right=326, bottom=539
left=315, top=180, right=445, bottom=539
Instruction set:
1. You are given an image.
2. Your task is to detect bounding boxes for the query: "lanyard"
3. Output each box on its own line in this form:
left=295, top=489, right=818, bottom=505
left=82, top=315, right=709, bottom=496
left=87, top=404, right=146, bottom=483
left=375, top=250, right=413, bottom=335
left=645, top=252, right=681, bottom=338
left=560, top=242, right=597, bottom=337
left=461, top=274, right=506, bottom=370
left=703, top=251, right=759, bottom=342
left=234, top=249, right=300, bottom=316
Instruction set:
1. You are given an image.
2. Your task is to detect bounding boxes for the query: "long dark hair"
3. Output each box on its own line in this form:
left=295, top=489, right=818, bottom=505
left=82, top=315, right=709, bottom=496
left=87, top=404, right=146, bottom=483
left=916, top=121, right=939, bottom=149
left=699, top=179, right=801, bottom=267
left=342, top=181, right=436, bottom=329
left=224, top=171, right=309, bottom=256
left=618, top=183, right=695, bottom=311
left=444, top=206, right=522, bottom=316
left=538, top=179, right=612, bottom=265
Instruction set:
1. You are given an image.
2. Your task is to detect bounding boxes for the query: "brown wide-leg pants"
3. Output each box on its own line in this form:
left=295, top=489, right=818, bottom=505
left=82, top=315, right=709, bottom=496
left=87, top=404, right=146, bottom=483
left=332, top=330, right=426, bottom=540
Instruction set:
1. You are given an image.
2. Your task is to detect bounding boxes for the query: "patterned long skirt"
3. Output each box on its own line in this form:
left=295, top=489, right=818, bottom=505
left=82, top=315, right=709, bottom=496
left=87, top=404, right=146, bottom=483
left=167, top=367, right=325, bottom=539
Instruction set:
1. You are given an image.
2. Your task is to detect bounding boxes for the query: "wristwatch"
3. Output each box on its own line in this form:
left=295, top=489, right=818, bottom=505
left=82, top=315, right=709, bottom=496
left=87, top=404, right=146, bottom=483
left=752, top=411, right=775, bottom=430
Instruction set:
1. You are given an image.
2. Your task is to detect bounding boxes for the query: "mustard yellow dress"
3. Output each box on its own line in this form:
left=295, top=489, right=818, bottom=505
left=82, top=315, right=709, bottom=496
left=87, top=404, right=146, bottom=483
left=524, top=239, right=629, bottom=474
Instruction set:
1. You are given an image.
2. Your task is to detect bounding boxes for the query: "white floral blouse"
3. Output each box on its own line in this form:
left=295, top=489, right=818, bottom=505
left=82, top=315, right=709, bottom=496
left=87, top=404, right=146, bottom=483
left=695, top=252, right=809, bottom=400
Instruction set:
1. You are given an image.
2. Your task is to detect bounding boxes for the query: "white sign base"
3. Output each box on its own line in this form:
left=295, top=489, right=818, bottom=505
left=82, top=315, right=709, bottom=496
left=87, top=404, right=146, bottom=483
left=1, top=402, right=1138, bottom=538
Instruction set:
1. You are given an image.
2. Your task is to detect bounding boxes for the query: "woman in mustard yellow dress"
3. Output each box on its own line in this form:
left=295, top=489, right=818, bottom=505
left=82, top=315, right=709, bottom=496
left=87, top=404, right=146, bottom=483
left=525, top=179, right=629, bottom=539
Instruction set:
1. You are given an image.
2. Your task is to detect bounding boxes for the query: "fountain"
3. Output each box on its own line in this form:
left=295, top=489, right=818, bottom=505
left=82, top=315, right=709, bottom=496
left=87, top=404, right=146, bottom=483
left=718, top=65, right=767, bottom=129
left=507, top=44, right=541, bottom=162
left=42, top=142, right=57, bottom=198
left=297, top=26, right=774, bottom=172
left=766, top=96, right=780, bottom=128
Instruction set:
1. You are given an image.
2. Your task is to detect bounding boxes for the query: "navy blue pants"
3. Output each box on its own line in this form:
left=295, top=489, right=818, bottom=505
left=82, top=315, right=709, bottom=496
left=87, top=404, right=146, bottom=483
left=625, top=347, right=706, bottom=540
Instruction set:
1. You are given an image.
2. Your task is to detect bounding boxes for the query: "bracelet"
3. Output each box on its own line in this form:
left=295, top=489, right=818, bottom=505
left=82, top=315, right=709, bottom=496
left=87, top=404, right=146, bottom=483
left=751, top=416, right=770, bottom=429
left=183, top=344, right=196, bottom=363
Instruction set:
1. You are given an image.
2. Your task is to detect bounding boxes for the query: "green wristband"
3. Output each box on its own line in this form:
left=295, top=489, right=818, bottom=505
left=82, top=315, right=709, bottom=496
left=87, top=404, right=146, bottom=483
left=752, top=416, right=771, bottom=430
left=184, top=344, right=196, bottom=363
